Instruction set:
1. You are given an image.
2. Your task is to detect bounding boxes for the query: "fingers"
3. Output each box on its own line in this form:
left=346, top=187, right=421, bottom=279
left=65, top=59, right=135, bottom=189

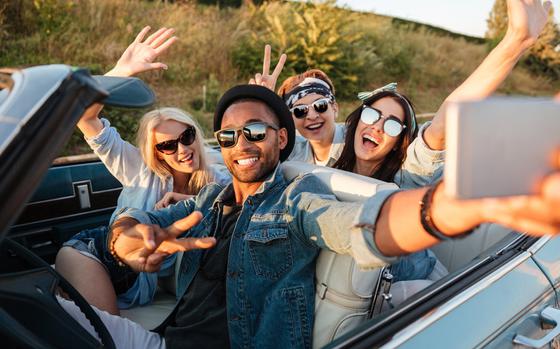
left=262, top=44, right=271, bottom=76
left=154, top=36, right=177, bottom=55
left=254, top=73, right=263, bottom=85
left=543, top=0, right=552, bottom=14
left=145, top=27, right=168, bottom=45
left=148, top=62, right=169, bottom=71
left=166, top=211, right=204, bottom=237
left=271, top=53, right=287, bottom=80
left=151, top=28, right=175, bottom=47
left=144, top=252, right=168, bottom=272
left=134, top=26, right=151, bottom=43
left=249, top=78, right=256, bottom=85
left=135, top=224, right=157, bottom=250
left=163, top=237, right=217, bottom=253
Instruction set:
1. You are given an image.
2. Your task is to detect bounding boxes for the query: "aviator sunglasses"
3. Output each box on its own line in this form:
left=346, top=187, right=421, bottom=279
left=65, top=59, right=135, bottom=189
left=214, top=122, right=279, bottom=148
left=155, top=126, right=196, bottom=155
left=360, top=105, right=406, bottom=137
left=290, top=97, right=331, bottom=119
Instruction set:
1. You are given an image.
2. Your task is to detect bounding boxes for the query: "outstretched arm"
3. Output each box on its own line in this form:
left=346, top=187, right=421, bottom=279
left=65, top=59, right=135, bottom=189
left=424, top=0, right=552, bottom=150
left=77, top=26, right=177, bottom=138
left=374, top=151, right=560, bottom=256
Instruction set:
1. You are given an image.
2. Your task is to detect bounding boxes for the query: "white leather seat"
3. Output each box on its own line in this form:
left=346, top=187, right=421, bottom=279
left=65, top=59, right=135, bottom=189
left=281, top=161, right=398, bottom=348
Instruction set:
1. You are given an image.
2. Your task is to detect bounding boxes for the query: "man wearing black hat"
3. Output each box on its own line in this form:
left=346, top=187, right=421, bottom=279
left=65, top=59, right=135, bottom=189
left=77, top=83, right=396, bottom=349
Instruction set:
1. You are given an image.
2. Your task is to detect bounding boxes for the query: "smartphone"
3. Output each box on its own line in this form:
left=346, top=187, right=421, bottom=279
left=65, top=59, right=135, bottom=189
left=444, top=97, right=560, bottom=199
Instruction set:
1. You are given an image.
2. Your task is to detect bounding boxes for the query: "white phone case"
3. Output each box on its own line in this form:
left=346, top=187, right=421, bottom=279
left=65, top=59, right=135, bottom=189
left=445, top=97, right=560, bottom=199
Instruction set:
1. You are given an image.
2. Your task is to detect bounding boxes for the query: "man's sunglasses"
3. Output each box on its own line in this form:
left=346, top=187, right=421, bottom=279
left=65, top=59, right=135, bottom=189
left=214, top=122, right=279, bottom=148
left=155, top=126, right=196, bottom=155
left=360, top=106, right=406, bottom=137
left=290, top=97, right=331, bottom=119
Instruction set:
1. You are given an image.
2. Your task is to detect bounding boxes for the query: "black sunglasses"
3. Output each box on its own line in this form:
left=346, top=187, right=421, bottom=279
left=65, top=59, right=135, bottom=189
left=290, top=97, right=331, bottom=119
left=214, top=122, right=279, bottom=148
left=360, top=105, right=406, bottom=137
left=155, top=126, right=196, bottom=155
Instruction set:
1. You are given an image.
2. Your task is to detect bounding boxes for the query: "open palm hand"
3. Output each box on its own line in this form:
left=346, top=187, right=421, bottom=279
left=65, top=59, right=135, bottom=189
left=107, top=26, right=177, bottom=77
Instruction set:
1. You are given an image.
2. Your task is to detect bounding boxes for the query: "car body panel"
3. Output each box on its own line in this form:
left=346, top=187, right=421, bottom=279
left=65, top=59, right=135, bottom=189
left=380, top=250, right=554, bottom=348
left=529, top=236, right=560, bottom=292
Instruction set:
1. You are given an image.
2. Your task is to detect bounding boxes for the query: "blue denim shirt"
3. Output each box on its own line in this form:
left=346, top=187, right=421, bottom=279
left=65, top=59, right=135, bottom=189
left=118, top=164, right=397, bottom=348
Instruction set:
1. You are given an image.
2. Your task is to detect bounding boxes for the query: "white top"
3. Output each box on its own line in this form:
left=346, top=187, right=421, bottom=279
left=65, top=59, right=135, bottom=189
left=287, top=122, right=445, bottom=189
left=86, top=118, right=230, bottom=223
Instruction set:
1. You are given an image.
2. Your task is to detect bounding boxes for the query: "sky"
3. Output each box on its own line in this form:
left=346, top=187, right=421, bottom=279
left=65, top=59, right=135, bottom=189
left=338, top=0, right=560, bottom=38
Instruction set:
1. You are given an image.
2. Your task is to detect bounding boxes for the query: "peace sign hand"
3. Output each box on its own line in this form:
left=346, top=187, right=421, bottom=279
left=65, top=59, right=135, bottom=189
left=106, top=26, right=178, bottom=78
left=113, top=211, right=216, bottom=273
left=249, top=44, right=287, bottom=92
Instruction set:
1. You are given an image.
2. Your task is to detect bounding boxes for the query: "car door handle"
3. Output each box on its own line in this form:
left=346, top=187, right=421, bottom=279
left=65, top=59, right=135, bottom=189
left=513, top=306, right=560, bottom=348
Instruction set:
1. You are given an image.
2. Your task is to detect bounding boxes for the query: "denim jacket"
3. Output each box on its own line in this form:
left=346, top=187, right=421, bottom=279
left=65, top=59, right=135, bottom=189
left=118, top=164, right=397, bottom=348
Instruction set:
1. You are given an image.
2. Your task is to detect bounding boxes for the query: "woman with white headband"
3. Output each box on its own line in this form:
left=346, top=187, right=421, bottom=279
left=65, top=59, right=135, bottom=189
left=269, top=0, right=552, bottom=287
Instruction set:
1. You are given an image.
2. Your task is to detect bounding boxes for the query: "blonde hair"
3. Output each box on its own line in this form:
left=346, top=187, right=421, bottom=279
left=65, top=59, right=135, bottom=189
left=136, top=107, right=212, bottom=194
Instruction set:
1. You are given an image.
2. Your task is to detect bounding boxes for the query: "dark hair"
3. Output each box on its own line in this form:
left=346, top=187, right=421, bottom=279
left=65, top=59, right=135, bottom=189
left=333, top=91, right=419, bottom=183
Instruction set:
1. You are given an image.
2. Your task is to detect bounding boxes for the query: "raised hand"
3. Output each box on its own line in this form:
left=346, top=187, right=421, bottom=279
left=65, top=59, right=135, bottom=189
left=106, top=26, right=177, bottom=78
left=249, top=44, right=287, bottom=92
left=154, top=192, right=194, bottom=210
left=505, top=0, right=552, bottom=49
left=113, top=212, right=216, bottom=273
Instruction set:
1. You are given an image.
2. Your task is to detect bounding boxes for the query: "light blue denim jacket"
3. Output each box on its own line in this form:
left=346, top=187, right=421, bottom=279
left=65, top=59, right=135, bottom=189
left=85, top=118, right=230, bottom=308
left=117, top=163, right=398, bottom=348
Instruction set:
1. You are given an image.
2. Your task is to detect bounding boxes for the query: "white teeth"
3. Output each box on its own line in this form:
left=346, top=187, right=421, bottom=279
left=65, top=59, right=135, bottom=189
left=363, top=135, right=379, bottom=145
left=180, top=153, right=193, bottom=162
left=307, top=123, right=322, bottom=130
left=237, top=157, right=258, bottom=165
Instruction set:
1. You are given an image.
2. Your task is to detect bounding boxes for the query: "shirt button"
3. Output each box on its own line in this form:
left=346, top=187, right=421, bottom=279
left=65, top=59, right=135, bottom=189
left=228, top=271, right=238, bottom=278
left=230, top=315, right=240, bottom=321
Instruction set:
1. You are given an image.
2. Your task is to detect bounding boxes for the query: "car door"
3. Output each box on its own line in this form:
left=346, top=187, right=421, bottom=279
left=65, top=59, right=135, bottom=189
left=327, top=234, right=558, bottom=348
left=4, top=157, right=122, bottom=267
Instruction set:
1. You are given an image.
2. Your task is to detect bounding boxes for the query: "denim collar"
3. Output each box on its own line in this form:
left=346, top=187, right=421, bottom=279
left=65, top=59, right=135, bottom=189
left=214, top=163, right=286, bottom=205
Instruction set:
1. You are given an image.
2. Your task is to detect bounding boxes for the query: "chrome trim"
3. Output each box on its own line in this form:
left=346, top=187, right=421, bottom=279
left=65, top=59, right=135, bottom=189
left=381, top=252, right=532, bottom=348
left=526, top=236, right=551, bottom=255
left=26, top=180, right=121, bottom=205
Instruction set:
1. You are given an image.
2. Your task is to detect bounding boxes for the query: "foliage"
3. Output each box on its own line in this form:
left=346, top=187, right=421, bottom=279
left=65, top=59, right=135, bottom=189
left=232, top=1, right=379, bottom=98
left=2, top=0, right=559, bottom=156
left=486, top=0, right=560, bottom=78
left=485, top=0, right=508, bottom=40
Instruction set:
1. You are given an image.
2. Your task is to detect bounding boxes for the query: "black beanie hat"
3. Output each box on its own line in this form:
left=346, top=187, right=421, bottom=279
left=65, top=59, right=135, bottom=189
left=214, top=85, right=295, bottom=162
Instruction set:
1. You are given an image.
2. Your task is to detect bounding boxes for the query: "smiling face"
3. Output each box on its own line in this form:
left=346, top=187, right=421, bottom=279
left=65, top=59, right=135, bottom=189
left=292, top=93, right=337, bottom=144
left=353, top=97, right=405, bottom=173
left=220, top=100, right=287, bottom=184
left=154, top=119, right=200, bottom=174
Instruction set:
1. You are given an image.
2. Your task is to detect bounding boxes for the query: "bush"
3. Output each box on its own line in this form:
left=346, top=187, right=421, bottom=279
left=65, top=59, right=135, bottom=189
left=231, top=1, right=379, bottom=98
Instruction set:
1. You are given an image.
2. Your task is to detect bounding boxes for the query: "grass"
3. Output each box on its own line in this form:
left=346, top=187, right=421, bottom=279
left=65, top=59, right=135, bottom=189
left=2, top=0, right=558, bottom=156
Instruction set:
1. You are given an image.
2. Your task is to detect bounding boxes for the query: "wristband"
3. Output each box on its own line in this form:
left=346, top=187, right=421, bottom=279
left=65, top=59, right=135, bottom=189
left=109, top=229, right=127, bottom=267
left=419, top=181, right=475, bottom=240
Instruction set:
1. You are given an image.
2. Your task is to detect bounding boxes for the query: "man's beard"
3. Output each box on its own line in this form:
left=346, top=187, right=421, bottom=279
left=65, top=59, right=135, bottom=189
left=225, top=150, right=278, bottom=183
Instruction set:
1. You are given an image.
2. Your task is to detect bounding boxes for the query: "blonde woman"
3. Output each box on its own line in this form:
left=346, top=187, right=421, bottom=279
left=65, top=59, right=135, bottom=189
left=55, top=27, right=229, bottom=315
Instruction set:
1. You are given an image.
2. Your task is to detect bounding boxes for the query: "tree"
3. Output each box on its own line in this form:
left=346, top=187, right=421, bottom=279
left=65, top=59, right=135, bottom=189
left=486, top=0, right=508, bottom=40
left=486, top=0, right=560, bottom=77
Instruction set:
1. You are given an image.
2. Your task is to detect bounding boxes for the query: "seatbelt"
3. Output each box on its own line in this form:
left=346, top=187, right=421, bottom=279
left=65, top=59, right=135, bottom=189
left=368, top=266, right=394, bottom=318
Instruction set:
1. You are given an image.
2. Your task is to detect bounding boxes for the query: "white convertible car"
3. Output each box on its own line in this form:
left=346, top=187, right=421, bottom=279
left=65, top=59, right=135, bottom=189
left=1, top=65, right=559, bottom=349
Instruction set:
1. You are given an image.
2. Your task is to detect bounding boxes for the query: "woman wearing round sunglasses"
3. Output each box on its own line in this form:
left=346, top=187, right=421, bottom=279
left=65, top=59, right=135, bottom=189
left=56, top=27, right=230, bottom=315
